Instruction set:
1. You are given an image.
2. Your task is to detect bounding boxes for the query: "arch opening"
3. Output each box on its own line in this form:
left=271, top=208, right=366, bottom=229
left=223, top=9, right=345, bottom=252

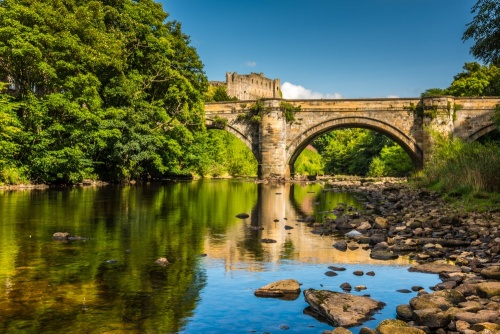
left=204, top=122, right=259, bottom=177
left=288, top=119, right=421, bottom=178
left=468, top=123, right=499, bottom=143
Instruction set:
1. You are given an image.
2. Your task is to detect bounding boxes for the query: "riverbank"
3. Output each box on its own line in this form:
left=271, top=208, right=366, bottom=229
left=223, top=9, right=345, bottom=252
left=308, top=179, right=500, bottom=333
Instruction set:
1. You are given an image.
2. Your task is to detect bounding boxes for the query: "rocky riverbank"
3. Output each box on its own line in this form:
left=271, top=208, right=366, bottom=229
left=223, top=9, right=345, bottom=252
left=306, top=180, right=500, bottom=334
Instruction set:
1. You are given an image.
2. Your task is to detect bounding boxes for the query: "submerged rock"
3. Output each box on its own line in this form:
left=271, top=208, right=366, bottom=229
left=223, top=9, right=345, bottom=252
left=235, top=213, right=249, bottom=219
left=303, top=289, right=385, bottom=327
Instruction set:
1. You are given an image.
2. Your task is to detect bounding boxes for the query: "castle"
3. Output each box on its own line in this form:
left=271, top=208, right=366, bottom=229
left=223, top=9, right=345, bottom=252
left=210, top=72, right=281, bottom=100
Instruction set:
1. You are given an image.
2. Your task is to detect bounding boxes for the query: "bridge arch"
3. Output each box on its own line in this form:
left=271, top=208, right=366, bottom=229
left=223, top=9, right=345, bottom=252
left=287, top=116, right=423, bottom=175
left=467, top=123, right=497, bottom=143
left=205, top=119, right=261, bottom=163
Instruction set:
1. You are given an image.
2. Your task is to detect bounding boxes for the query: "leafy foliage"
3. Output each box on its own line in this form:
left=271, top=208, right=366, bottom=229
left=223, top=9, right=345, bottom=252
left=294, top=146, right=324, bottom=176
left=0, top=0, right=207, bottom=184
left=295, top=128, right=414, bottom=177
left=421, top=62, right=500, bottom=97
left=204, top=85, right=237, bottom=102
left=279, top=101, right=301, bottom=123
left=463, top=0, right=500, bottom=65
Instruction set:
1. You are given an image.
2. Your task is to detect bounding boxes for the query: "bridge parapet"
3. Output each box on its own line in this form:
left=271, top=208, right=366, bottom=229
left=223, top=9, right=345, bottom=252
left=204, top=97, right=499, bottom=179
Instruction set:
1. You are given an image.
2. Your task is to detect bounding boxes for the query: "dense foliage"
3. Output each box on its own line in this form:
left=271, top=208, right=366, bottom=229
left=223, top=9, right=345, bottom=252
left=0, top=0, right=208, bottom=184
left=422, top=62, right=500, bottom=97
left=463, top=0, right=500, bottom=65
left=295, top=129, right=414, bottom=177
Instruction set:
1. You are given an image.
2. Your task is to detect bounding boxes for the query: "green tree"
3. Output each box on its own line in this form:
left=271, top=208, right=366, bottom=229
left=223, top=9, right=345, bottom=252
left=0, top=0, right=207, bottom=183
left=463, top=0, right=500, bottom=65
left=445, top=62, right=500, bottom=96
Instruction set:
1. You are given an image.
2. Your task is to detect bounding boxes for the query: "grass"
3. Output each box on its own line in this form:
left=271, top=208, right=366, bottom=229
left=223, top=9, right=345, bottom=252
left=411, top=133, right=500, bottom=212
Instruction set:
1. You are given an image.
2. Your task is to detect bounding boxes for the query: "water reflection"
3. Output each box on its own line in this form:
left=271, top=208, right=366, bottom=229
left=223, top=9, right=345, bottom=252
left=0, top=180, right=418, bottom=333
left=204, top=182, right=411, bottom=269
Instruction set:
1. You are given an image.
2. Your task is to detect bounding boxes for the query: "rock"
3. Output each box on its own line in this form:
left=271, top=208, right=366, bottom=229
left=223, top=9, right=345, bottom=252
left=396, top=304, right=413, bottom=320
left=303, top=289, right=385, bottom=327
left=261, top=238, right=277, bottom=243
left=476, top=282, right=500, bottom=298
left=480, top=266, right=500, bottom=280
left=358, top=327, right=375, bottom=334
left=325, top=271, right=338, bottom=277
left=331, top=327, right=353, bottom=334
left=355, top=285, right=367, bottom=291
left=375, top=319, right=427, bottom=334
left=373, top=217, right=389, bottom=229
left=235, top=213, right=249, bottom=219
left=366, top=271, right=375, bottom=276
left=52, top=232, right=70, bottom=240
left=254, top=279, right=301, bottom=300
left=155, top=257, right=169, bottom=266
left=370, top=249, right=399, bottom=260
left=408, top=262, right=461, bottom=274
left=396, top=289, right=412, bottom=293
left=353, top=270, right=364, bottom=276
left=333, top=240, right=348, bottom=251
left=357, top=221, right=372, bottom=230
left=454, top=310, right=499, bottom=324
left=409, top=294, right=455, bottom=311
left=412, top=308, right=450, bottom=328
left=340, top=282, right=352, bottom=291
left=471, top=322, right=500, bottom=332
left=345, top=229, right=363, bottom=238
left=284, top=225, right=294, bottom=230
left=328, top=266, right=346, bottom=271
left=433, top=289, right=465, bottom=305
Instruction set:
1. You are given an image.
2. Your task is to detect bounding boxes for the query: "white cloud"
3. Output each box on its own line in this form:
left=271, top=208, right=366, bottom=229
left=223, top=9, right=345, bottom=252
left=281, top=82, right=342, bottom=99
left=387, top=95, right=399, bottom=98
left=245, top=61, right=257, bottom=67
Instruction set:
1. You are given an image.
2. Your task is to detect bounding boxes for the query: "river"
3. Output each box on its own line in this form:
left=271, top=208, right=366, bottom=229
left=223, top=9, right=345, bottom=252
left=0, top=180, right=440, bottom=333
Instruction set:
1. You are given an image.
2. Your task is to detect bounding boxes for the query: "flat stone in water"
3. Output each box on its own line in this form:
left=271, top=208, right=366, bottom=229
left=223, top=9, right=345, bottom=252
left=303, top=289, right=385, bottom=327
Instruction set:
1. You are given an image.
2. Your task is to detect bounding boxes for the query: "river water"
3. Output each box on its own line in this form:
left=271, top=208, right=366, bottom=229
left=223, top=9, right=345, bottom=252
left=0, top=180, right=439, bottom=333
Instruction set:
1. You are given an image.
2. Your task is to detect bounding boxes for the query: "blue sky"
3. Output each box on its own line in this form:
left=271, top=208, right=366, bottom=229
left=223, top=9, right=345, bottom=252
left=162, top=0, right=477, bottom=98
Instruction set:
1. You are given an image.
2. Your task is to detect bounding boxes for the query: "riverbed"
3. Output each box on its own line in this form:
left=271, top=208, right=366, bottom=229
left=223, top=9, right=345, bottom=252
left=0, top=180, right=440, bottom=333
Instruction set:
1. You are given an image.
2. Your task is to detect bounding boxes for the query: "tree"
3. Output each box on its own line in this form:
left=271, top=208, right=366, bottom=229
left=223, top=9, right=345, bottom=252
left=445, top=62, right=500, bottom=96
left=463, top=0, right=500, bottom=65
left=0, top=0, right=208, bottom=183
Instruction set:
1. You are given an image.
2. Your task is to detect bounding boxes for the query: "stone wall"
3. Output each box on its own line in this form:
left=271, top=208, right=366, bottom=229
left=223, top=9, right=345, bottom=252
left=225, top=72, right=280, bottom=100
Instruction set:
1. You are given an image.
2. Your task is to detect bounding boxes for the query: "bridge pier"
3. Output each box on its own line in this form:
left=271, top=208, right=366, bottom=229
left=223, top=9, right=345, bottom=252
left=258, top=100, right=289, bottom=179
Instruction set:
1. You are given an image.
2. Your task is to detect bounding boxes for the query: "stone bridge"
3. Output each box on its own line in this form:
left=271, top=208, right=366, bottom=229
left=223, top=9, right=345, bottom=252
left=204, top=97, right=499, bottom=179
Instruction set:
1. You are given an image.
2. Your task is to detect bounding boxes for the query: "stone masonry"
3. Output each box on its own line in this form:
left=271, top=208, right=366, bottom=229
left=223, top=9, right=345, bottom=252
left=204, top=97, right=499, bottom=179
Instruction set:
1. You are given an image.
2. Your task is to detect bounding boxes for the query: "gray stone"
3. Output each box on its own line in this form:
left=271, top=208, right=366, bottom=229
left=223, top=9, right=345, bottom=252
left=303, top=289, right=385, bottom=327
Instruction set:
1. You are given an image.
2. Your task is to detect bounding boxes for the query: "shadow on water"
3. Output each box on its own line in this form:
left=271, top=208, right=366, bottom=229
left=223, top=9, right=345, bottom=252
left=0, top=180, right=439, bottom=333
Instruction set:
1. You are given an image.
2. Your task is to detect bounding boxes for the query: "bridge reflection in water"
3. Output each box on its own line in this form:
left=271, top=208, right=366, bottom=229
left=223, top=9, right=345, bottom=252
left=203, top=182, right=412, bottom=271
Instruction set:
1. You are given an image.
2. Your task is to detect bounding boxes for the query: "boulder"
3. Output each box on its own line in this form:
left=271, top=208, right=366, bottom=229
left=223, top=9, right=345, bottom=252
left=409, top=262, right=461, bottom=274
left=454, top=310, right=499, bottom=324
left=480, top=266, right=500, bottom=280
left=370, top=249, right=399, bottom=260
left=476, top=282, right=500, bottom=299
left=396, top=304, right=413, bottom=320
left=373, top=217, right=389, bottom=229
left=412, top=308, right=450, bottom=328
left=333, top=240, right=348, bottom=251
left=375, top=319, right=427, bottom=334
left=331, top=327, right=353, bottom=334
left=254, top=279, right=301, bottom=300
left=303, top=289, right=385, bottom=327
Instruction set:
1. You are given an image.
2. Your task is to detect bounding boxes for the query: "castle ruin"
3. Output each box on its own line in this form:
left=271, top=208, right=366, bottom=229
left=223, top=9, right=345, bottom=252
left=210, top=72, right=281, bottom=100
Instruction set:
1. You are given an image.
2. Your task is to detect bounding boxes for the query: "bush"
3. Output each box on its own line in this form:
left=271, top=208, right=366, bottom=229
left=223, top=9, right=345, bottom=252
left=413, top=134, right=500, bottom=195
